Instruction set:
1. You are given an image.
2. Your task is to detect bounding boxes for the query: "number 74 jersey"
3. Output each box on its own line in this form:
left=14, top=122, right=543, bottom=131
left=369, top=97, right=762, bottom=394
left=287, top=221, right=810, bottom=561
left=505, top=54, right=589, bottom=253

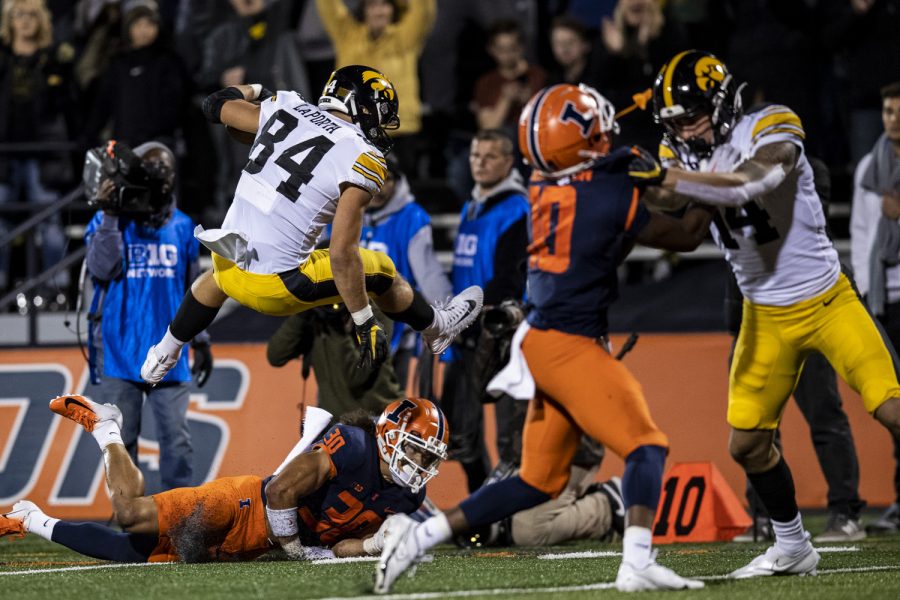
left=659, top=104, right=840, bottom=306
left=220, top=91, right=388, bottom=274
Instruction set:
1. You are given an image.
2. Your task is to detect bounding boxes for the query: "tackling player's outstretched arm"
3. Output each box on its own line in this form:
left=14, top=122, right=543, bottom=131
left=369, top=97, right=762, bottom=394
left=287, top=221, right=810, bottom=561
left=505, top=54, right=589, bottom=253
left=264, top=449, right=334, bottom=559
left=659, top=141, right=799, bottom=207
left=635, top=204, right=716, bottom=252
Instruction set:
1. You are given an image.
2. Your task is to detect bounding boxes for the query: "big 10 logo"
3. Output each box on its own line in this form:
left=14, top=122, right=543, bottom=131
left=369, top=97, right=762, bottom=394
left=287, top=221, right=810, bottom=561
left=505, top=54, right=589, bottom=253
left=0, top=361, right=247, bottom=506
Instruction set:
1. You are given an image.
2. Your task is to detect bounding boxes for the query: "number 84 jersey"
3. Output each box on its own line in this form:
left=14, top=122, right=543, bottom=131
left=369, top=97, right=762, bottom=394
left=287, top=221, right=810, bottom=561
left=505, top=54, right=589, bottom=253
left=221, top=91, right=388, bottom=274
left=659, top=104, right=840, bottom=306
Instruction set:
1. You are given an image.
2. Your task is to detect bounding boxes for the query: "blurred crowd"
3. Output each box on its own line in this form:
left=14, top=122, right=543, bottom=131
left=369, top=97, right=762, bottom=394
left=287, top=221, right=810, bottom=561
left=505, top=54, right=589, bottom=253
left=1, top=0, right=899, bottom=302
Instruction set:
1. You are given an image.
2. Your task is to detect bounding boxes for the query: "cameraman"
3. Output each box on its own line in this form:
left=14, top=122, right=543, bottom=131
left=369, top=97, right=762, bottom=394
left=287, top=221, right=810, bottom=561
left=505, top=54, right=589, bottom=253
left=84, top=141, right=213, bottom=492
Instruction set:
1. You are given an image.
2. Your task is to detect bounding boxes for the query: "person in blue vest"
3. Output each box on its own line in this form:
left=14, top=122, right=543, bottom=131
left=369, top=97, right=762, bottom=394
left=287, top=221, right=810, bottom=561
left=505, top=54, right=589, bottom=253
left=443, top=129, right=530, bottom=491
left=360, top=155, right=452, bottom=385
left=84, top=140, right=213, bottom=492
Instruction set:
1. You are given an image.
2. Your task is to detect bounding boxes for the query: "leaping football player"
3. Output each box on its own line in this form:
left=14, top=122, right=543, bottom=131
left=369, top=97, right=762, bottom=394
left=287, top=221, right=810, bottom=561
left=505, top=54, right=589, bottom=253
left=1, top=395, right=448, bottom=563
left=645, top=49, right=900, bottom=578
left=140, top=65, right=482, bottom=383
left=374, top=83, right=718, bottom=593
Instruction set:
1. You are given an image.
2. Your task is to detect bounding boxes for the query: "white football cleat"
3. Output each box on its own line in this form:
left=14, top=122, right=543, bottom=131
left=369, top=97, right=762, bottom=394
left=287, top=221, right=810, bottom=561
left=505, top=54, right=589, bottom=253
left=616, top=559, right=705, bottom=592
left=422, top=286, right=484, bottom=354
left=5, top=500, right=41, bottom=530
left=140, top=345, right=180, bottom=385
left=49, top=394, right=122, bottom=432
left=374, top=514, right=424, bottom=594
left=729, top=540, right=819, bottom=578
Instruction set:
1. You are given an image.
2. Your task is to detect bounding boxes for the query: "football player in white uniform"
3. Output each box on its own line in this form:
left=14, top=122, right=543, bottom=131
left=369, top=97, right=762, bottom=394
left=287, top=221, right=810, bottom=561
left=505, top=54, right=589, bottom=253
left=639, top=50, right=900, bottom=579
left=140, top=66, right=482, bottom=383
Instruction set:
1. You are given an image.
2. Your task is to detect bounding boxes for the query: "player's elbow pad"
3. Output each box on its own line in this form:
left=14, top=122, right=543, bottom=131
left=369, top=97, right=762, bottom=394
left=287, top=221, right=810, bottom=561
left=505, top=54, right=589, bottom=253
left=673, top=165, right=786, bottom=207
left=202, top=87, right=245, bottom=124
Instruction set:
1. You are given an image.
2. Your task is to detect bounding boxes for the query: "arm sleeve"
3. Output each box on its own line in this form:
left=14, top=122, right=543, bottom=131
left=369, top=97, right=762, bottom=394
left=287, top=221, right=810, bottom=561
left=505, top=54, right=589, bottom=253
left=850, top=154, right=876, bottom=296
left=407, top=225, right=452, bottom=304
left=484, top=215, right=529, bottom=305
left=395, top=0, right=437, bottom=50
left=85, top=214, right=124, bottom=282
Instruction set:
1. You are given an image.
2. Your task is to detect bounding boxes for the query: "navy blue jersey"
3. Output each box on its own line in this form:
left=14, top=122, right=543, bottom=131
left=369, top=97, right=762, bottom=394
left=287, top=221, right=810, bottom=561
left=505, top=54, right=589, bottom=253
left=296, top=424, right=424, bottom=546
left=526, top=148, right=651, bottom=338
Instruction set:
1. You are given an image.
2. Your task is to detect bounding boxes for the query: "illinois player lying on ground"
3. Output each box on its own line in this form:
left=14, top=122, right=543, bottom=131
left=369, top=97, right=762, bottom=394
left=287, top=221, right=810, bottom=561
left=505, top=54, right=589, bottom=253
left=0, top=396, right=448, bottom=562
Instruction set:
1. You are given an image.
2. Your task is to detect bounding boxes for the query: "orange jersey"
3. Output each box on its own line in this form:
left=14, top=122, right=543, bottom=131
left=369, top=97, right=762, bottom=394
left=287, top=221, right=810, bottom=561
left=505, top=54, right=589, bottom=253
left=150, top=475, right=272, bottom=562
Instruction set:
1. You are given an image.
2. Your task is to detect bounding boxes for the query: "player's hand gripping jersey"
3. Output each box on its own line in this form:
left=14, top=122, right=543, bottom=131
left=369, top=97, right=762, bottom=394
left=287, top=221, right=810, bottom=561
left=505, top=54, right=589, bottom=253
left=221, top=91, right=389, bottom=274
left=659, top=104, right=840, bottom=305
left=527, top=147, right=651, bottom=339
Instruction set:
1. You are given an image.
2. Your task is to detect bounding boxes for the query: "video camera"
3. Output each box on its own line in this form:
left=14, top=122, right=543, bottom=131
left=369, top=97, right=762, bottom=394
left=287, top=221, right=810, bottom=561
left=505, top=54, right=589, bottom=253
left=82, top=141, right=173, bottom=217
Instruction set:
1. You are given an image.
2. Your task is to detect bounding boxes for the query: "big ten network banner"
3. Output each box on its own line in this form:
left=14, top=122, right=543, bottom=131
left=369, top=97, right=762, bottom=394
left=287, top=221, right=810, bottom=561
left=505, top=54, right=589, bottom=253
left=1, top=335, right=897, bottom=521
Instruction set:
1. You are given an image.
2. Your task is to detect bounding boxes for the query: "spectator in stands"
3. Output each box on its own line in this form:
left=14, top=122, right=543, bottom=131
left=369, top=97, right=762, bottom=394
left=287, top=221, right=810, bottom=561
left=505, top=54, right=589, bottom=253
left=850, top=81, right=900, bottom=534
left=546, top=15, right=597, bottom=87
left=267, top=304, right=404, bottom=417
left=442, top=129, right=530, bottom=492
left=317, top=0, right=436, bottom=176
left=823, top=0, right=900, bottom=163
left=84, top=141, right=213, bottom=492
left=358, top=156, right=452, bottom=387
left=83, top=1, right=190, bottom=148
left=471, top=20, right=545, bottom=139
left=593, top=0, right=685, bottom=149
left=0, top=0, right=77, bottom=297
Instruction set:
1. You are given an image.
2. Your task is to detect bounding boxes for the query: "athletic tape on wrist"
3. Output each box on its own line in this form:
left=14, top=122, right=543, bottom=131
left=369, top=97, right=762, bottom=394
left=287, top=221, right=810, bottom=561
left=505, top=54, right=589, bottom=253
left=248, top=84, right=263, bottom=100
left=266, top=506, right=299, bottom=538
left=351, top=305, right=375, bottom=326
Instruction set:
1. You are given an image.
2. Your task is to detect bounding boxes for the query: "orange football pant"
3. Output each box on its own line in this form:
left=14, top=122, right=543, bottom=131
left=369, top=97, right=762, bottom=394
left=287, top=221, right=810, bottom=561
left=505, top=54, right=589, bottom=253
left=520, top=327, right=668, bottom=497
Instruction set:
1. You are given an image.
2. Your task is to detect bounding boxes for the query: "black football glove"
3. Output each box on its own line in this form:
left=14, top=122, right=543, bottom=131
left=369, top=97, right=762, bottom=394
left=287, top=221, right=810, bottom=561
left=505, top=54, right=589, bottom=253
left=354, top=315, right=389, bottom=370
left=191, top=341, right=214, bottom=387
left=628, top=146, right=667, bottom=186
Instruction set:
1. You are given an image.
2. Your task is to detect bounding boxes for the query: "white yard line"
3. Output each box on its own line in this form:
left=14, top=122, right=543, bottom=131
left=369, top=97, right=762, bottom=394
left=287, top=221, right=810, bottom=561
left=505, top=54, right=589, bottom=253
left=315, top=564, right=900, bottom=600
left=537, top=550, right=621, bottom=560
left=815, top=546, right=860, bottom=552
left=0, top=561, right=171, bottom=576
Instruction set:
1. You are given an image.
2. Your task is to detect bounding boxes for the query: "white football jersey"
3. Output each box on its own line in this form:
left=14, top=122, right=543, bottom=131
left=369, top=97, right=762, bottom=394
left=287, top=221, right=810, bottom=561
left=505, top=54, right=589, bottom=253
left=659, top=104, right=839, bottom=306
left=220, top=91, right=387, bottom=274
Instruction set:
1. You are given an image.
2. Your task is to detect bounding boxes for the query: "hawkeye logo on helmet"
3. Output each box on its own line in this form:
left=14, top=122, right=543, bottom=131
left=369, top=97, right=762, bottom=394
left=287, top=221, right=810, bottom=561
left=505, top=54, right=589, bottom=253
left=362, top=70, right=395, bottom=101
left=694, top=56, right=726, bottom=92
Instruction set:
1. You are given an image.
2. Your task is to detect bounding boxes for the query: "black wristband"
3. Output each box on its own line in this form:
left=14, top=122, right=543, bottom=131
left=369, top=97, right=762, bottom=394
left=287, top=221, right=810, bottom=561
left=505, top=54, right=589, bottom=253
left=201, top=87, right=245, bottom=124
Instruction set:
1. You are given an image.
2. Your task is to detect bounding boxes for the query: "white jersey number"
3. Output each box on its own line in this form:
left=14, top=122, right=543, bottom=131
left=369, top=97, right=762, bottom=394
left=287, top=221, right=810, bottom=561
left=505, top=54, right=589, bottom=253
left=243, top=110, right=335, bottom=202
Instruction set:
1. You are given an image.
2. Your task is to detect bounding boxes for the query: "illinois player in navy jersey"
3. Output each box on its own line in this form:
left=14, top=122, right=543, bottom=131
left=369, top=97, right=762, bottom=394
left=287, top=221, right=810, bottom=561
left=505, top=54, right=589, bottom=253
left=2, top=396, right=447, bottom=563
left=375, top=84, right=716, bottom=594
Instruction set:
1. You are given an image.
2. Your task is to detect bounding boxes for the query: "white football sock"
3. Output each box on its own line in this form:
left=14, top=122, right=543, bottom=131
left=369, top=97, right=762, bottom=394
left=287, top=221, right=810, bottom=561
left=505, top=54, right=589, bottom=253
left=92, top=419, right=124, bottom=452
left=772, top=513, right=808, bottom=556
left=24, top=509, right=58, bottom=541
left=155, top=327, right=186, bottom=358
left=414, top=513, right=452, bottom=552
left=622, top=526, right=653, bottom=570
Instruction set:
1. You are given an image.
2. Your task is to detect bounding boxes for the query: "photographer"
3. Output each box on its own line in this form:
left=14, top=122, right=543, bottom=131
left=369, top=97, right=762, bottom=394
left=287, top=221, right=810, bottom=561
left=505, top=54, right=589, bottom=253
left=84, top=140, right=212, bottom=492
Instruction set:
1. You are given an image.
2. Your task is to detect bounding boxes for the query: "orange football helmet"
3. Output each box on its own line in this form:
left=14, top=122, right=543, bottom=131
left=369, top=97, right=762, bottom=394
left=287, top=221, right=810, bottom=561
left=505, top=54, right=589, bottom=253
left=518, top=83, right=619, bottom=178
left=376, top=397, right=449, bottom=493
